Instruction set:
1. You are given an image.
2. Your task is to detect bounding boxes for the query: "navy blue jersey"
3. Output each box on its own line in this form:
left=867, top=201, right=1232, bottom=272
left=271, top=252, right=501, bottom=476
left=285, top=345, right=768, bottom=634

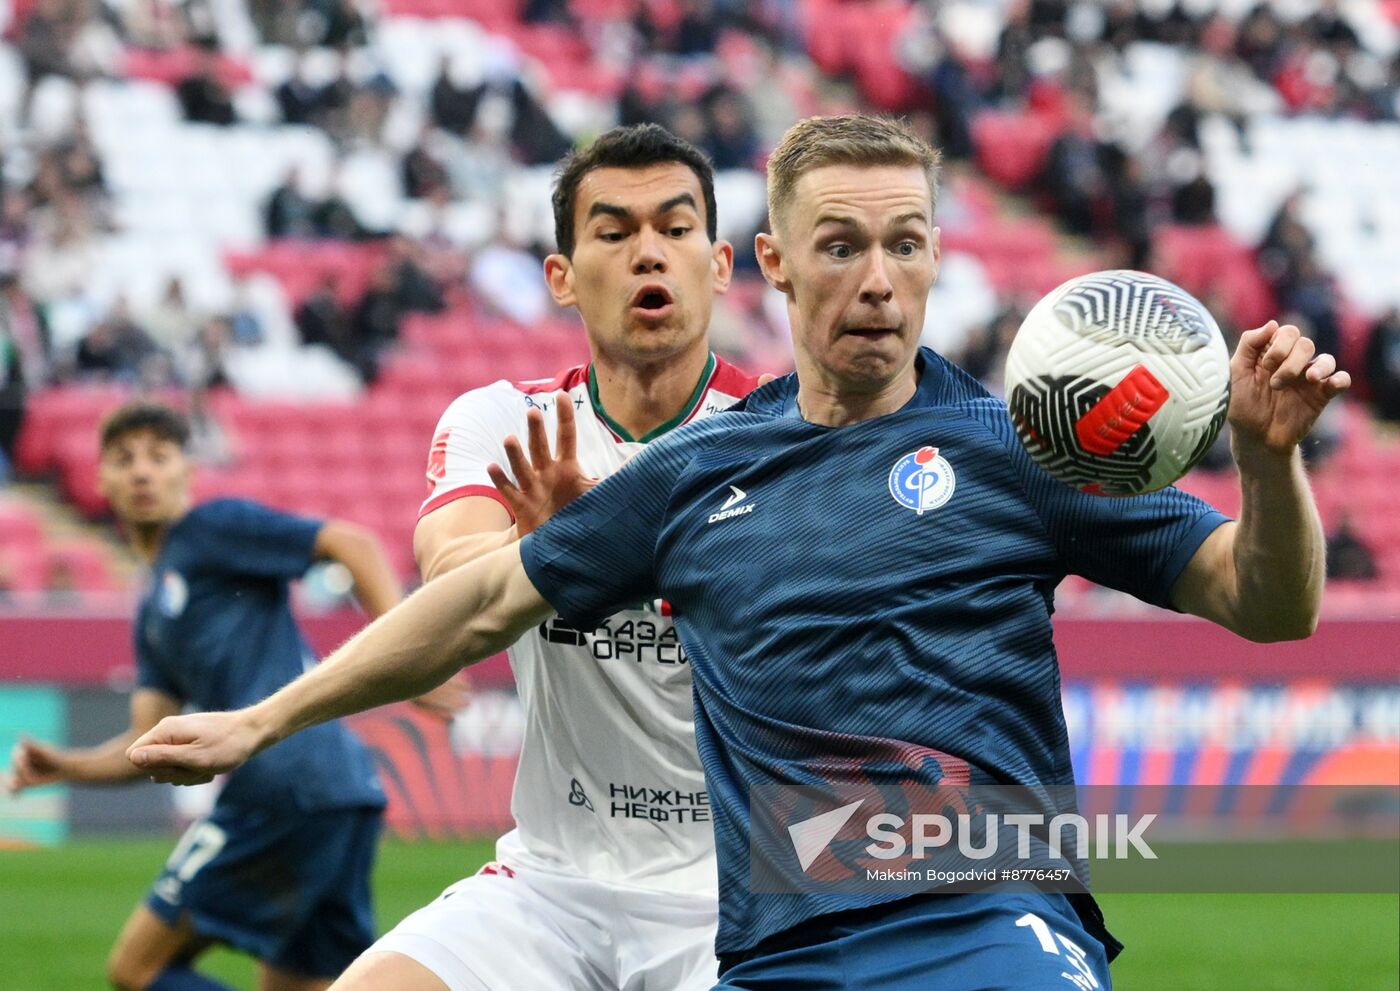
left=135, top=499, right=384, bottom=814
left=520, top=349, right=1229, bottom=955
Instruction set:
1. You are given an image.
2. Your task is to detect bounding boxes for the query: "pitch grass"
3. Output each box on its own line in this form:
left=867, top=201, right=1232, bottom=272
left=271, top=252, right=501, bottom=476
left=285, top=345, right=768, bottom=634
left=0, top=837, right=1395, bottom=990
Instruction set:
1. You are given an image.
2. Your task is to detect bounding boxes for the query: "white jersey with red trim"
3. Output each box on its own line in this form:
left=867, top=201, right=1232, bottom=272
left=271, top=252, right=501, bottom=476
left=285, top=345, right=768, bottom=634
left=420, top=354, right=760, bottom=895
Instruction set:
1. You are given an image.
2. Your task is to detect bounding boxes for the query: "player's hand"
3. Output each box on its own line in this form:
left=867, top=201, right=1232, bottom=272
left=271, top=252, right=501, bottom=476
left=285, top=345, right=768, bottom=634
left=410, top=673, right=472, bottom=720
left=488, top=391, right=599, bottom=536
left=4, top=737, right=67, bottom=794
left=1227, top=321, right=1351, bottom=455
left=126, top=711, right=261, bottom=786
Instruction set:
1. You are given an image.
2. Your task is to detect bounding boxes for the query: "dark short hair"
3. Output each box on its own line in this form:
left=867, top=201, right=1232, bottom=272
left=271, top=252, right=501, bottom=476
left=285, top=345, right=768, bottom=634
left=99, top=401, right=190, bottom=452
left=551, top=124, right=718, bottom=257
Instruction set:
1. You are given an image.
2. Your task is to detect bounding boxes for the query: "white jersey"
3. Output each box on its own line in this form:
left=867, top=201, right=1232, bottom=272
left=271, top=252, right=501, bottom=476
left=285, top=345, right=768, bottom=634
left=421, top=354, right=759, bottom=895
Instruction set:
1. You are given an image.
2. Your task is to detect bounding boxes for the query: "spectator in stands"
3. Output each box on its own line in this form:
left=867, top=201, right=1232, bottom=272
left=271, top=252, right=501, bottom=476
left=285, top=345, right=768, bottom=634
left=75, top=303, right=158, bottom=383
left=315, top=173, right=374, bottom=240
left=470, top=226, right=551, bottom=327
left=1, top=289, right=33, bottom=460
left=183, top=316, right=235, bottom=391
left=175, top=38, right=237, bottom=126
left=1326, top=515, right=1378, bottom=582
left=263, top=167, right=320, bottom=238
left=1040, top=97, right=1104, bottom=235
left=1170, top=169, right=1216, bottom=225
left=17, top=0, right=72, bottom=81
left=295, top=276, right=347, bottom=350
left=401, top=127, right=452, bottom=200
left=143, top=277, right=201, bottom=355
left=0, top=190, right=31, bottom=283
left=703, top=87, right=759, bottom=170
left=428, top=56, right=482, bottom=136
left=897, top=18, right=978, bottom=160
left=275, top=52, right=337, bottom=126
left=1364, top=308, right=1400, bottom=423
left=187, top=385, right=235, bottom=466
left=121, top=0, right=187, bottom=51
left=385, top=236, right=445, bottom=315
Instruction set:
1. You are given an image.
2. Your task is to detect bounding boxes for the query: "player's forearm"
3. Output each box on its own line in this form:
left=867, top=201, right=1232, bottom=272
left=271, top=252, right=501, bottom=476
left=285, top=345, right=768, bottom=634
left=420, top=526, right=518, bottom=583
left=247, top=543, right=550, bottom=749
left=1229, top=438, right=1325, bottom=640
left=323, top=524, right=403, bottom=619
left=56, top=733, right=147, bottom=784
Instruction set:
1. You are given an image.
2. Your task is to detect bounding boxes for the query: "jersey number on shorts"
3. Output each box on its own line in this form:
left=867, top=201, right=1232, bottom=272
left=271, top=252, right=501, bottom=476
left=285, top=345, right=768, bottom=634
left=1015, top=913, right=1100, bottom=990
left=165, top=821, right=228, bottom=883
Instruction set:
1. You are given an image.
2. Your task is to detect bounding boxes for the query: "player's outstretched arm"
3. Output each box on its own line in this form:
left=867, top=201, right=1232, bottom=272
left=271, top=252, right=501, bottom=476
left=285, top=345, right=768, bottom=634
left=1172, top=321, right=1350, bottom=641
left=5, top=690, right=181, bottom=792
left=127, top=543, right=553, bottom=784
left=315, top=519, right=404, bottom=619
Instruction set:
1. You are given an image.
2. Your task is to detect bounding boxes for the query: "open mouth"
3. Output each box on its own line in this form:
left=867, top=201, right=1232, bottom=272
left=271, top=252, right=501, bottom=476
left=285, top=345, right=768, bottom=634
left=631, top=285, right=674, bottom=312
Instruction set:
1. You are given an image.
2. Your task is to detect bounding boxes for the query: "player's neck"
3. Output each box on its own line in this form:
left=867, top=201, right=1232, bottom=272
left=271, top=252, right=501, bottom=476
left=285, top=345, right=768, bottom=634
left=796, top=370, right=919, bottom=427
left=123, top=503, right=190, bottom=563
left=589, top=345, right=714, bottom=442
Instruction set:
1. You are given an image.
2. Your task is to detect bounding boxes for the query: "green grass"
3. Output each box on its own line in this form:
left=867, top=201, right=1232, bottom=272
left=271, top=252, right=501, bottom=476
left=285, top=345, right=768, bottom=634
left=0, top=837, right=1395, bottom=989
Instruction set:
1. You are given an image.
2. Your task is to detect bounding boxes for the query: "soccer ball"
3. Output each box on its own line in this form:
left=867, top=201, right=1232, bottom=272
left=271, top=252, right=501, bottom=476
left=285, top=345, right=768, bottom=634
left=1004, top=270, right=1231, bottom=496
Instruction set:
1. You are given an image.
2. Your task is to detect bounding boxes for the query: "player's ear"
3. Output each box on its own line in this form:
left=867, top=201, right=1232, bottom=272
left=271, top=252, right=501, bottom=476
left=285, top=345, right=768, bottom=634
left=755, top=232, right=791, bottom=296
left=543, top=254, right=577, bottom=308
left=711, top=239, right=734, bottom=295
left=929, top=225, right=942, bottom=288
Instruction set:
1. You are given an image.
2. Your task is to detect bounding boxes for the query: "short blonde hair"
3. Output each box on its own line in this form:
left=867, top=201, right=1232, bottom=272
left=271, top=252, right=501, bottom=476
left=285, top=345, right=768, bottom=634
left=766, top=115, right=942, bottom=231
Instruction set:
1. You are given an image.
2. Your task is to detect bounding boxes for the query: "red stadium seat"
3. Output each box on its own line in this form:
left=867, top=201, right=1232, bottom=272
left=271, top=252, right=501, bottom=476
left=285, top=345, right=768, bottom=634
left=971, top=112, right=1062, bottom=190
left=0, top=501, right=45, bottom=552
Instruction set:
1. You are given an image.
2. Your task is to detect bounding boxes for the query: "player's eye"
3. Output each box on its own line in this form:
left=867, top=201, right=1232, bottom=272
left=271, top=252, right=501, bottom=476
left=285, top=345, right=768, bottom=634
left=895, top=241, right=919, bottom=256
left=828, top=243, right=852, bottom=259
left=599, top=230, right=625, bottom=242
left=668, top=226, right=690, bottom=238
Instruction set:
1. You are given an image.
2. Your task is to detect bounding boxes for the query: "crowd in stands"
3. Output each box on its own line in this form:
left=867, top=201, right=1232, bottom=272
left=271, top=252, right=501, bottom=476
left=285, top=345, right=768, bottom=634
left=2, top=0, right=1400, bottom=603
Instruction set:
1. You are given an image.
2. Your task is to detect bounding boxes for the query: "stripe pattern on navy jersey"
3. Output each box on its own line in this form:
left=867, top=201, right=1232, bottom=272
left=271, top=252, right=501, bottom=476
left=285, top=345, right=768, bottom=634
left=520, top=348, right=1229, bottom=957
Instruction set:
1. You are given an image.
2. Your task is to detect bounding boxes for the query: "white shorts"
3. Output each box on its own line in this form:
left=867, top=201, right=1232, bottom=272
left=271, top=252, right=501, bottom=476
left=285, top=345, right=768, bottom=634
left=369, top=862, right=720, bottom=991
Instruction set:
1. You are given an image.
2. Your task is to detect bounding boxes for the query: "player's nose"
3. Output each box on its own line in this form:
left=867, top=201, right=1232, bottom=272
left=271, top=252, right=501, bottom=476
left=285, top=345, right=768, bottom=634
left=858, top=252, right=894, bottom=305
left=631, top=227, right=667, bottom=274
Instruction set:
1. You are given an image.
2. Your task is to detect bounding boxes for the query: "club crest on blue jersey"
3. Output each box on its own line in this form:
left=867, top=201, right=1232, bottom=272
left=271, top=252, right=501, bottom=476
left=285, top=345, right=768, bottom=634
left=158, top=570, right=189, bottom=617
left=888, top=446, right=956, bottom=515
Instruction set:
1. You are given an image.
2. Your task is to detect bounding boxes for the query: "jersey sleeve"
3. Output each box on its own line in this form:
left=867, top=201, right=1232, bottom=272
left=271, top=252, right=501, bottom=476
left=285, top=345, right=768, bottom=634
left=420, top=385, right=520, bottom=520
left=976, top=401, right=1231, bottom=609
left=132, top=625, right=181, bottom=700
left=190, top=500, right=323, bottom=580
left=519, top=429, right=694, bottom=631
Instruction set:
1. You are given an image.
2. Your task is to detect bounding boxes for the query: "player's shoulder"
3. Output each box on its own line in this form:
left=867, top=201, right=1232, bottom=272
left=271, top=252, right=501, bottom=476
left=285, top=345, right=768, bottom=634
left=438, top=364, right=589, bottom=425
left=706, top=355, right=765, bottom=405
left=185, top=497, right=308, bottom=533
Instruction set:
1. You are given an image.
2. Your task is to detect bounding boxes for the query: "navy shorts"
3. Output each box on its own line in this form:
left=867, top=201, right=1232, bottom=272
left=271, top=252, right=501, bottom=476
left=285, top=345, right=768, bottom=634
left=715, top=892, right=1113, bottom=991
left=145, top=803, right=383, bottom=978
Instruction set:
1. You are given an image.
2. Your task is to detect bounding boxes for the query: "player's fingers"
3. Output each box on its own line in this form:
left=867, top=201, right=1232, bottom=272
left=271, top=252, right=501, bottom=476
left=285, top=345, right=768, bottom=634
left=1234, top=321, right=1278, bottom=364
left=555, top=391, right=578, bottom=461
left=1257, top=323, right=1300, bottom=375
left=485, top=462, right=521, bottom=504
left=526, top=407, right=551, bottom=468
left=503, top=435, right=534, bottom=489
left=1270, top=333, right=1315, bottom=388
left=1305, top=353, right=1338, bottom=383
left=1322, top=370, right=1352, bottom=395
left=758, top=373, right=777, bottom=386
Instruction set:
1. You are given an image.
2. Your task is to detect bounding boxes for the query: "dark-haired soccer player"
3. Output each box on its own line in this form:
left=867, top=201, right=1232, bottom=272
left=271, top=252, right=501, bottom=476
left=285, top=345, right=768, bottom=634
left=333, top=124, right=760, bottom=991
left=127, top=114, right=1348, bottom=990
left=6, top=401, right=414, bottom=991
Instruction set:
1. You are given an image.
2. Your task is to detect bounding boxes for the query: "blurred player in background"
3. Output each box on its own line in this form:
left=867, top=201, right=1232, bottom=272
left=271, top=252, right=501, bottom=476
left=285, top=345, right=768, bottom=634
left=336, top=124, right=761, bottom=990
left=6, top=401, right=440, bottom=991
left=124, top=113, right=1350, bottom=989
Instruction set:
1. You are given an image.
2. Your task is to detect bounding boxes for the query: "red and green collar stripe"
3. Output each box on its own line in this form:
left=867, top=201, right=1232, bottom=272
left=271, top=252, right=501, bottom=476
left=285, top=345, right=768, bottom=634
left=587, top=352, right=717, bottom=443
